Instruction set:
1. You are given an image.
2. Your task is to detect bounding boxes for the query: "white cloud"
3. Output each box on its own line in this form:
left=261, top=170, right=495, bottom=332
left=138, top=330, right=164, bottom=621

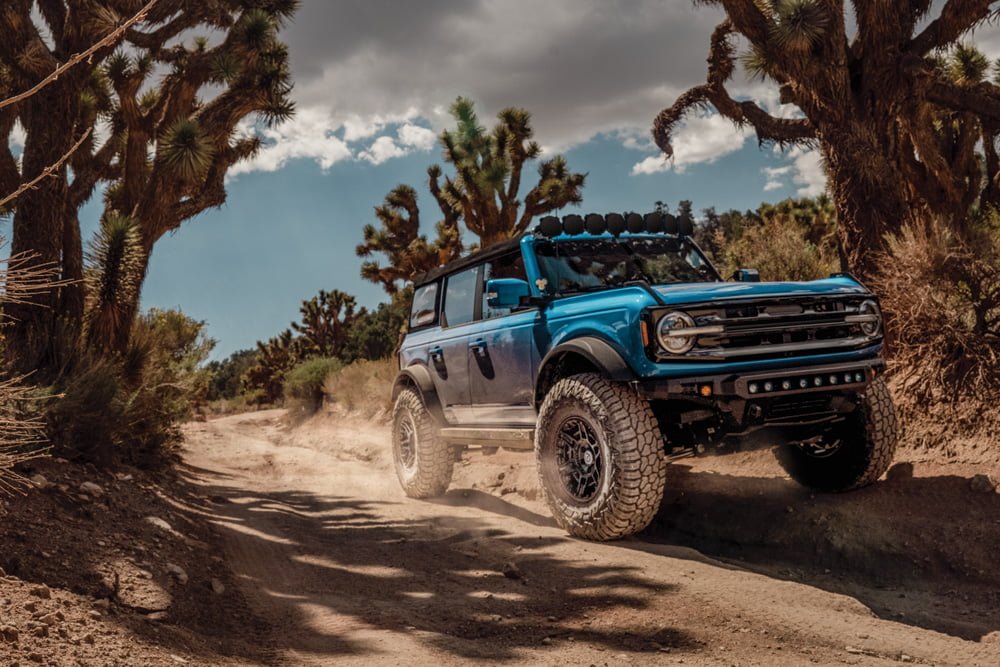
left=788, top=147, right=826, bottom=196
left=762, top=164, right=791, bottom=192
left=230, top=107, right=353, bottom=176
left=631, top=113, right=749, bottom=175
left=228, top=106, right=441, bottom=177
left=359, top=136, right=407, bottom=165
left=397, top=123, right=437, bottom=151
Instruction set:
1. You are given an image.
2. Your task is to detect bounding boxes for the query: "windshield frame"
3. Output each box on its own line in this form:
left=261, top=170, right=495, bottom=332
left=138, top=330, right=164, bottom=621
left=532, top=235, right=722, bottom=297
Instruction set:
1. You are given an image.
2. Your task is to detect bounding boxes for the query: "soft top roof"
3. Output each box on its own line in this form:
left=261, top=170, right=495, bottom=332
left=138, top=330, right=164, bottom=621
left=413, top=237, right=523, bottom=287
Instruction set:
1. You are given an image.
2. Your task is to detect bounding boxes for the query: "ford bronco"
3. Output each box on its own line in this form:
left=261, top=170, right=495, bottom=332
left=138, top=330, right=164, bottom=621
left=391, top=211, right=898, bottom=540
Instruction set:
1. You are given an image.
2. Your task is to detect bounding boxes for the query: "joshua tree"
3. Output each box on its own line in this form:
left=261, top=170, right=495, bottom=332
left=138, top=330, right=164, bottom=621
left=357, top=185, right=463, bottom=294
left=653, top=1, right=1000, bottom=277
left=291, top=290, right=358, bottom=359
left=359, top=97, right=586, bottom=293
left=0, top=0, right=298, bottom=368
left=242, top=329, right=299, bottom=405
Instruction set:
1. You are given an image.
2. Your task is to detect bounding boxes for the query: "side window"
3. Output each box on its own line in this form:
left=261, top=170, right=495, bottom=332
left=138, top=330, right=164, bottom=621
left=482, top=252, right=528, bottom=319
left=409, top=283, right=438, bottom=329
left=443, top=266, right=480, bottom=327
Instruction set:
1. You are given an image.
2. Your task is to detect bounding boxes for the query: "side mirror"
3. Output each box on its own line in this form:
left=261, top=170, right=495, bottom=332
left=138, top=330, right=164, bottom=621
left=486, top=278, right=531, bottom=309
left=732, top=268, right=760, bottom=283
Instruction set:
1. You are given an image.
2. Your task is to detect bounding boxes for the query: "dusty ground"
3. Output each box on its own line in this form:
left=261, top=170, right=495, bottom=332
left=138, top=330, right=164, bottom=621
left=167, top=409, right=1000, bottom=666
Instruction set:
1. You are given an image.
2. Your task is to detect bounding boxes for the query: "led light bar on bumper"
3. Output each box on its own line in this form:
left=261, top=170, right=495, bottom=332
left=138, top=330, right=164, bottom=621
left=640, top=360, right=884, bottom=401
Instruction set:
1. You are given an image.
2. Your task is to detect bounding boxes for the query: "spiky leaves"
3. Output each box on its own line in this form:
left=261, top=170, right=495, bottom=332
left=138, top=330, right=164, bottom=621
left=291, top=289, right=358, bottom=358
left=767, top=0, right=829, bottom=52
left=158, top=118, right=215, bottom=182
left=84, top=212, right=144, bottom=355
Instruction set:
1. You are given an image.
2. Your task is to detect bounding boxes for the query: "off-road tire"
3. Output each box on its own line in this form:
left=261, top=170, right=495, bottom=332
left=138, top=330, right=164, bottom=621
left=776, top=377, right=898, bottom=492
left=535, top=373, right=667, bottom=541
left=392, top=388, right=454, bottom=498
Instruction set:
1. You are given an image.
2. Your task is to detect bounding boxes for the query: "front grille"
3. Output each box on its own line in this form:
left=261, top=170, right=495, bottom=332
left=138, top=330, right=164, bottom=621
left=656, top=295, right=878, bottom=361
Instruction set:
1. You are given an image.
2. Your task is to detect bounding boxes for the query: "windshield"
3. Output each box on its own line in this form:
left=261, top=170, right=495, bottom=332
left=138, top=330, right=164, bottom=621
left=534, top=237, right=718, bottom=295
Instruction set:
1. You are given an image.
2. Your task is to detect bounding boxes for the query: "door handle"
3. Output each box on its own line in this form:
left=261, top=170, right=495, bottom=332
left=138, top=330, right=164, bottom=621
left=429, top=345, right=444, bottom=361
left=469, top=339, right=487, bottom=355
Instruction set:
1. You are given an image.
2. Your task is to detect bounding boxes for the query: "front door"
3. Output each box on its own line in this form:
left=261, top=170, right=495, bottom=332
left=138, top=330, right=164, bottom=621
left=431, top=265, right=480, bottom=424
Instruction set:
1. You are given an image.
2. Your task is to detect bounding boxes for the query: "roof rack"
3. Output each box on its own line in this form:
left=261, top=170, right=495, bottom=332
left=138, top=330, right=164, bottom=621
left=536, top=212, right=694, bottom=238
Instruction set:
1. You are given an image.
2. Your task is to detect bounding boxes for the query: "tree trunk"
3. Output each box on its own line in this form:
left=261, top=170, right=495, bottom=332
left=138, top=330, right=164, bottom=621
left=819, top=125, right=921, bottom=281
left=6, top=84, right=77, bottom=373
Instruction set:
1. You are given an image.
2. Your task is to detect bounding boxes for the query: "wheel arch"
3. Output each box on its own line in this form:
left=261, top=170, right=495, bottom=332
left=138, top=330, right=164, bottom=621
left=534, top=337, right=636, bottom=408
left=393, top=364, right=445, bottom=425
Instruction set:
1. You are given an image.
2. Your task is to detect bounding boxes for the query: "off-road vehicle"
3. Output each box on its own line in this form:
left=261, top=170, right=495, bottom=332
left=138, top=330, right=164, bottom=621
left=390, top=211, right=898, bottom=540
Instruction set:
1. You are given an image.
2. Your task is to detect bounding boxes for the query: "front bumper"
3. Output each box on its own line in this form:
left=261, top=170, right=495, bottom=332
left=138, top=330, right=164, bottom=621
left=638, top=358, right=885, bottom=401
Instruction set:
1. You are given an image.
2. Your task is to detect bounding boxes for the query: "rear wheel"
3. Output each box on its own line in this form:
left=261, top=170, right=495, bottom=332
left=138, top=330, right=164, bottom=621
left=776, top=377, right=898, bottom=492
left=535, top=373, right=667, bottom=541
left=392, top=388, right=453, bottom=498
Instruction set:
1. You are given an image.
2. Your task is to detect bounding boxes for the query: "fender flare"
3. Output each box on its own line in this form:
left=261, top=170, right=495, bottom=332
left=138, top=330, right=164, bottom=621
left=392, top=364, right=445, bottom=425
left=534, top=336, right=636, bottom=406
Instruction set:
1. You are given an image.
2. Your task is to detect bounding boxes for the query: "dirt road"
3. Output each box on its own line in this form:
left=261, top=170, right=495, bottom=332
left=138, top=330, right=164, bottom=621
left=180, top=410, right=1000, bottom=666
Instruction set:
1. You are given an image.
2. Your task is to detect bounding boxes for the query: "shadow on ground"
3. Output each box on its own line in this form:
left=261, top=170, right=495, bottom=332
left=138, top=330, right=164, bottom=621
left=638, top=462, right=1000, bottom=641
left=177, top=462, right=697, bottom=662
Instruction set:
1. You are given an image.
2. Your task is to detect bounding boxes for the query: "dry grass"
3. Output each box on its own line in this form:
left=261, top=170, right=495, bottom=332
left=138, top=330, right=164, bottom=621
left=873, top=221, right=1000, bottom=446
left=323, top=357, right=396, bottom=421
left=0, top=377, right=48, bottom=495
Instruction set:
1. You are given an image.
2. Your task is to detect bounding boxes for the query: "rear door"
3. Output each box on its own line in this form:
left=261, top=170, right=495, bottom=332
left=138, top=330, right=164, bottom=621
left=430, top=265, right=481, bottom=424
left=468, top=252, right=539, bottom=426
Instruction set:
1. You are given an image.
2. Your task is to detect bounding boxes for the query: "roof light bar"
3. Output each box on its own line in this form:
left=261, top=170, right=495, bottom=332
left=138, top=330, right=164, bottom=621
left=536, top=212, right=695, bottom=239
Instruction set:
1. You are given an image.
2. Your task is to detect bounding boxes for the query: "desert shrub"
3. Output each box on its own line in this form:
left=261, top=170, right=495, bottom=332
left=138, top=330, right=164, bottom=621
left=723, top=216, right=838, bottom=281
left=873, top=216, right=1000, bottom=451
left=875, top=220, right=1000, bottom=401
left=323, top=357, right=396, bottom=419
left=206, top=348, right=257, bottom=401
left=44, top=308, right=214, bottom=467
left=284, top=357, right=343, bottom=419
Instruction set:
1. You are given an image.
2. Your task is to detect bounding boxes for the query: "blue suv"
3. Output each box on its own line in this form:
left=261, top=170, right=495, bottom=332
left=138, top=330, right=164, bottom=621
left=391, top=212, right=898, bottom=540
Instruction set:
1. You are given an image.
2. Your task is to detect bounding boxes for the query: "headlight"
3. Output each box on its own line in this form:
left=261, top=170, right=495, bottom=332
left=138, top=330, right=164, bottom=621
left=858, top=300, right=881, bottom=337
left=656, top=311, right=696, bottom=354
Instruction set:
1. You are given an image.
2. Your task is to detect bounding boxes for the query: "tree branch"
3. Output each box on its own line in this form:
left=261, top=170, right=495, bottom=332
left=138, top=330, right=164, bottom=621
left=0, top=0, right=160, bottom=112
left=908, top=0, right=993, bottom=55
left=652, top=20, right=815, bottom=158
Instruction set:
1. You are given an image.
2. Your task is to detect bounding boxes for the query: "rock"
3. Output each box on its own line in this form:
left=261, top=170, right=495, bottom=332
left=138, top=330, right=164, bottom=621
left=29, top=625, right=47, bottom=638
left=886, top=462, right=914, bottom=482
left=79, top=481, right=104, bottom=498
left=81, top=632, right=95, bottom=645
left=145, top=611, right=168, bottom=623
left=29, top=474, right=49, bottom=490
left=145, top=516, right=173, bottom=532
left=541, top=637, right=552, bottom=646
left=37, top=612, right=62, bottom=626
left=970, top=474, right=997, bottom=494
left=166, top=563, right=188, bottom=585
left=501, top=562, right=523, bottom=580
left=900, top=654, right=914, bottom=663
left=23, top=601, right=38, bottom=612
left=0, top=625, right=18, bottom=643
left=27, top=652, right=43, bottom=664
left=93, top=598, right=110, bottom=610
left=28, top=585, right=50, bottom=599
left=210, top=578, right=226, bottom=595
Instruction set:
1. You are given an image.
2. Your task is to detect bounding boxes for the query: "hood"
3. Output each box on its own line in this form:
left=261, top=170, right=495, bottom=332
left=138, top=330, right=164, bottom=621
left=653, top=276, right=868, bottom=305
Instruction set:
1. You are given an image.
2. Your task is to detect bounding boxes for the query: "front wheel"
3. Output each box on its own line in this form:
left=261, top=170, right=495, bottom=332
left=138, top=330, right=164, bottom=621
left=535, top=373, right=667, bottom=541
left=776, top=377, right=898, bottom=492
left=392, top=388, right=454, bottom=498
